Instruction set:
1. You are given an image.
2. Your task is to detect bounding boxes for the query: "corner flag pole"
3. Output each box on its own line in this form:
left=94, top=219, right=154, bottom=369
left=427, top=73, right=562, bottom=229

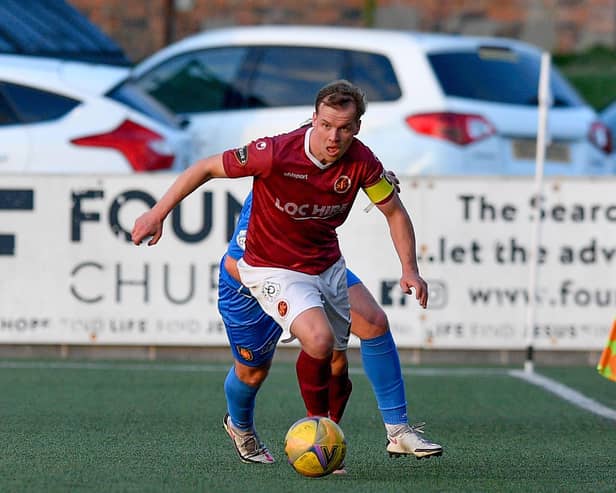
left=597, top=319, right=616, bottom=381
left=525, top=52, right=551, bottom=374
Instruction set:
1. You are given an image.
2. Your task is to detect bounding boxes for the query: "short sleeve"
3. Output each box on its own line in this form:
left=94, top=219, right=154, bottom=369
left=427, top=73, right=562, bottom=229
left=222, top=137, right=274, bottom=178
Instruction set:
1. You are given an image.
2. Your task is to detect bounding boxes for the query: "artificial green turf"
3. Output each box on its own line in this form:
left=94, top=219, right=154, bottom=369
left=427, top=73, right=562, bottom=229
left=1, top=361, right=615, bottom=492
left=538, top=366, right=616, bottom=409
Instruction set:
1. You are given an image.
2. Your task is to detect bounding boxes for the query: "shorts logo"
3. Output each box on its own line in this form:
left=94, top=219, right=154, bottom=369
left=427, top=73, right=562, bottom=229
left=262, top=281, right=281, bottom=304
left=259, top=338, right=277, bottom=355
left=256, top=140, right=267, bottom=150
left=334, top=175, right=351, bottom=193
left=237, top=346, right=254, bottom=361
left=234, top=146, right=248, bottom=166
left=277, top=300, right=289, bottom=318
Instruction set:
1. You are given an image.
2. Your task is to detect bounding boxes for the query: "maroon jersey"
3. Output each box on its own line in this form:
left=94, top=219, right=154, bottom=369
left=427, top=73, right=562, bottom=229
left=222, top=126, right=392, bottom=274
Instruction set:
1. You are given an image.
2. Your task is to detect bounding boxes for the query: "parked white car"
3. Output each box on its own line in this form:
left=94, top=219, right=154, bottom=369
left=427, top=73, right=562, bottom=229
left=0, top=54, right=194, bottom=174
left=131, top=25, right=611, bottom=176
left=599, top=100, right=616, bottom=173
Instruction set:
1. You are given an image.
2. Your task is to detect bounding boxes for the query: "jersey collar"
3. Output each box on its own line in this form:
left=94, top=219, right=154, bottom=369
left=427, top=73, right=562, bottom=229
left=304, top=127, right=337, bottom=170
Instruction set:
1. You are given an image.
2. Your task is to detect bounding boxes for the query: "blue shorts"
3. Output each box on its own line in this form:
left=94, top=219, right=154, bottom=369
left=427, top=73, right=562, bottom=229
left=218, top=257, right=362, bottom=366
left=218, top=257, right=282, bottom=367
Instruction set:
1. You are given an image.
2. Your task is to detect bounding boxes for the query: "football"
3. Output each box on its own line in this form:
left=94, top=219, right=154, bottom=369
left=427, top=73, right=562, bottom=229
left=284, top=416, right=347, bottom=477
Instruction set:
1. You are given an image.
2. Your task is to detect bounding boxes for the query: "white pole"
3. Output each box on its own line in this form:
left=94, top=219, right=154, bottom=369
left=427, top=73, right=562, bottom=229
left=525, top=52, right=551, bottom=374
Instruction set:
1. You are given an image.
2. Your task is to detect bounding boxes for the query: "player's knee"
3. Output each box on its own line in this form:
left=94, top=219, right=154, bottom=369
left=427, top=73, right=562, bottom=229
left=371, top=308, right=389, bottom=335
left=302, top=330, right=334, bottom=359
left=360, top=307, right=389, bottom=339
left=234, top=364, right=269, bottom=387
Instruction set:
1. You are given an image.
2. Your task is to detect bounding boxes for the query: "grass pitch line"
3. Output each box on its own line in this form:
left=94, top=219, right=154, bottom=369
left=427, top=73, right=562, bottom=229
left=510, top=369, right=616, bottom=421
left=0, top=360, right=229, bottom=372
left=397, top=367, right=509, bottom=377
left=0, top=360, right=511, bottom=377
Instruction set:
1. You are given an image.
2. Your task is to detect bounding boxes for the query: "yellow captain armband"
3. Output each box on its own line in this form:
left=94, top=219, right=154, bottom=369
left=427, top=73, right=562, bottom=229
left=364, top=175, right=395, bottom=205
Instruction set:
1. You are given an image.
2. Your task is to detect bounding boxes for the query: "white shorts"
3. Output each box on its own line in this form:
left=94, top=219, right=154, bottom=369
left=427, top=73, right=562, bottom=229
left=237, top=256, right=351, bottom=351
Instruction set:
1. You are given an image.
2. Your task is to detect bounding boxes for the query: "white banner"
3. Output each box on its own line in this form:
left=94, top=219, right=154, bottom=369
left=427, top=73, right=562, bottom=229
left=1, top=175, right=614, bottom=350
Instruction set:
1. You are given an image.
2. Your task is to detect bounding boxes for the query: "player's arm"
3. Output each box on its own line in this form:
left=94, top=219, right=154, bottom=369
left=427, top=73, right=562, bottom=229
left=376, top=194, right=428, bottom=309
left=131, top=153, right=227, bottom=246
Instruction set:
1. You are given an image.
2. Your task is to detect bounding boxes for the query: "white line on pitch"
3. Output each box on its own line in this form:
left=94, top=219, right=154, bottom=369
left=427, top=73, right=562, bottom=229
left=509, top=369, right=616, bottom=421
left=0, top=361, right=526, bottom=379
left=0, top=361, right=228, bottom=372
left=0, top=360, right=510, bottom=376
left=397, top=367, right=510, bottom=377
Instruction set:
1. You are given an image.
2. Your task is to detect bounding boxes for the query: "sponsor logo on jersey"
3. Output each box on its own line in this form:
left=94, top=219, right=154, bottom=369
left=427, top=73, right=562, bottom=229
left=234, top=146, right=248, bottom=166
left=262, top=281, right=281, bottom=303
left=237, top=346, right=254, bottom=361
left=277, top=300, right=289, bottom=318
left=256, top=140, right=267, bottom=150
left=283, top=171, right=308, bottom=180
left=274, top=198, right=350, bottom=220
left=334, top=175, right=351, bottom=193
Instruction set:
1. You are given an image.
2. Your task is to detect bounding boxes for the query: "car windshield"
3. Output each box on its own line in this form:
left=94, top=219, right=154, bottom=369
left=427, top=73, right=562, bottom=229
left=106, top=79, right=182, bottom=128
left=428, top=47, right=584, bottom=107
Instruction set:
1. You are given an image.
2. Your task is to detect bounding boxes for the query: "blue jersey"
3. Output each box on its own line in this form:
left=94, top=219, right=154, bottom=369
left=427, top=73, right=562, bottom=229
left=226, top=193, right=252, bottom=261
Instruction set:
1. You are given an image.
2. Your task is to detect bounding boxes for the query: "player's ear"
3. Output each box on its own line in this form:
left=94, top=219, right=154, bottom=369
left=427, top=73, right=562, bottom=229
left=311, top=112, right=317, bottom=126
left=354, top=119, right=361, bottom=135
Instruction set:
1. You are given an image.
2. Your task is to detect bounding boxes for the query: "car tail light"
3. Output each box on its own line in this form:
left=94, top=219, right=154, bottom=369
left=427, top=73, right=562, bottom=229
left=405, top=112, right=496, bottom=145
left=71, top=119, right=175, bottom=171
left=588, top=121, right=612, bottom=154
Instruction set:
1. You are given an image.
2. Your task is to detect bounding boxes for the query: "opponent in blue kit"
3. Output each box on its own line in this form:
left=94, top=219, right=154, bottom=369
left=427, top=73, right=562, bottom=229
left=219, top=191, right=443, bottom=466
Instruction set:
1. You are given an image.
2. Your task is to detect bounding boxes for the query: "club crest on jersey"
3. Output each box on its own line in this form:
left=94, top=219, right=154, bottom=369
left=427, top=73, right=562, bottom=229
left=277, top=300, right=289, bottom=318
left=334, top=175, right=352, bottom=193
left=262, top=281, right=281, bottom=304
left=256, top=140, right=267, bottom=150
left=234, top=146, right=248, bottom=166
left=236, top=229, right=247, bottom=251
left=237, top=345, right=254, bottom=361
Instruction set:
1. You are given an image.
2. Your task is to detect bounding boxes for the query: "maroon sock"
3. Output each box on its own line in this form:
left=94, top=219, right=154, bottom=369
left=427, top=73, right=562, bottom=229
left=296, top=350, right=331, bottom=417
left=328, top=372, right=352, bottom=424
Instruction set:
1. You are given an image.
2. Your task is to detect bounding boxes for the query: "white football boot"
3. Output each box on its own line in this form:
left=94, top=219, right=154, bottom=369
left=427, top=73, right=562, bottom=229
left=386, top=422, right=443, bottom=459
left=223, top=413, right=275, bottom=464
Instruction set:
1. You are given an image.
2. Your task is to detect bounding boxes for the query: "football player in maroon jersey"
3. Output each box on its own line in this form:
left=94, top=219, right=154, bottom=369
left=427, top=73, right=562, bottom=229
left=132, top=80, right=442, bottom=465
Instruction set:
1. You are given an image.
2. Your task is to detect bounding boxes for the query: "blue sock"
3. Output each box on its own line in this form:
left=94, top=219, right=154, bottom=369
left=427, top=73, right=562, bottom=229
left=360, top=332, right=408, bottom=425
left=224, top=366, right=259, bottom=431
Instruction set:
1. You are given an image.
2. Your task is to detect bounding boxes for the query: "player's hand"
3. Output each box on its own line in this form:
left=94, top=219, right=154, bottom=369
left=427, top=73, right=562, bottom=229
left=131, top=210, right=163, bottom=246
left=385, top=170, right=401, bottom=194
left=400, top=271, right=428, bottom=309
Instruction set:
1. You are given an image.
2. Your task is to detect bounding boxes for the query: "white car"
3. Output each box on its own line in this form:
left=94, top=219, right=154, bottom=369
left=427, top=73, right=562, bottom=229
left=131, top=25, right=611, bottom=176
left=599, top=100, right=616, bottom=173
left=0, top=54, right=194, bottom=174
